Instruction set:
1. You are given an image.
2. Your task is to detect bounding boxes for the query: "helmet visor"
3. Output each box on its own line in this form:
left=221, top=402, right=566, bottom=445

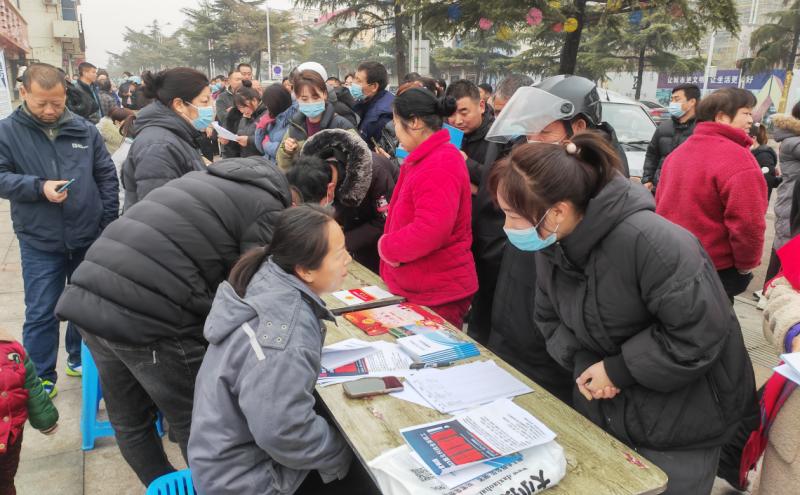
left=486, top=87, right=576, bottom=143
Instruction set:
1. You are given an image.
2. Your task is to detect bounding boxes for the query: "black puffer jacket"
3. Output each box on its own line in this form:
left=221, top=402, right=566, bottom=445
left=535, top=175, right=756, bottom=450
left=121, top=101, right=206, bottom=211
left=301, top=129, right=398, bottom=273
left=237, top=106, right=269, bottom=158
left=55, top=157, right=292, bottom=345
left=642, top=117, right=696, bottom=187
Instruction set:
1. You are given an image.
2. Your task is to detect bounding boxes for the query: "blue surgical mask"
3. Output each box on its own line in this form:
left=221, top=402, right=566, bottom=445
left=299, top=101, right=325, bottom=118
left=668, top=102, right=686, bottom=119
left=187, top=103, right=214, bottom=131
left=349, top=83, right=364, bottom=101
left=503, top=209, right=559, bottom=252
left=211, top=83, right=223, bottom=93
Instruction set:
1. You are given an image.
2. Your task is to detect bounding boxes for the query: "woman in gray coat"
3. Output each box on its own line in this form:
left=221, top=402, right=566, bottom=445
left=188, top=205, right=358, bottom=495
left=766, top=104, right=800, bottom=281
left=488, top=131, right=756, bottom=495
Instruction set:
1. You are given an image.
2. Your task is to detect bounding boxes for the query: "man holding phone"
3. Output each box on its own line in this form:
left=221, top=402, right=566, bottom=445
left=0, top=63, right=119, bottom=398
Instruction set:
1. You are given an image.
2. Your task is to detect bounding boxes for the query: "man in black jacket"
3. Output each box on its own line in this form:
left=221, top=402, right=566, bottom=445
left=55, top=158, right=292, bottom=486
left=446, top=80, right=495, bottom=192
left=73, top=62, right=102, bottom=123
left=641, top=83, right=700, bottom=193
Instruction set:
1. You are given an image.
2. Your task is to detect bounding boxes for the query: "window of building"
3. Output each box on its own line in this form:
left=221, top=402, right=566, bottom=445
left=61, top=0, right=77, bottom=21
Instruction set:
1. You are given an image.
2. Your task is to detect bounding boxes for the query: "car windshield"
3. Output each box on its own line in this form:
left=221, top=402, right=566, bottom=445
left=601, top=102, right=656, bottom=143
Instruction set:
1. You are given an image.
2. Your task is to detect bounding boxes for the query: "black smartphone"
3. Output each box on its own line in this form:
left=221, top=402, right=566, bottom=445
left=56, top=179, right=75, bottom=193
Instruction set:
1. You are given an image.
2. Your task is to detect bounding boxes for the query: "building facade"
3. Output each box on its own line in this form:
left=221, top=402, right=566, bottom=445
left=18, top=0, right=84, bottom=76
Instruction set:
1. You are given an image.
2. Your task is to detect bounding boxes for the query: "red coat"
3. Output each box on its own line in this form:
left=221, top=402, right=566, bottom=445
left=0, top=341, right=29, bottom=452
left=656, top=122, right=767, bottom=271
left=379, top=129, right=477, bottom=306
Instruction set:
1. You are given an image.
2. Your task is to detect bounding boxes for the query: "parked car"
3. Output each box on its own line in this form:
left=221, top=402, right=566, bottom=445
left=597, top=89, right=657, bottom=180
left=640, top=100, right=671, bottom=124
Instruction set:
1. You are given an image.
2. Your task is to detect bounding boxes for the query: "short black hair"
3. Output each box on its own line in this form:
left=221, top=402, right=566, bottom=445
left=21, top=63, right=67, bottom=91
left=445, top=79, right=481, bottom=103
left=78, top=62, right=96, bottom=76
left=478, top=83, right=493, bottom=94
left=236, top=63, right=252, bottom=72
left=286, top=155, right=333, bottom=204
left=326, top=76, right=341, bottom=84
left=792, top=100, right=800, bottom=120
left=495, top=74, right=534, bottom=100
left=437, top=78, right=447, bottom=91
left=672, top=83, right=701, bottom=103
left=357, top=61, right=389, bottom=91
left=402, top=72, right=422, bottom=83
left=696, top=88, right=756, bottom=122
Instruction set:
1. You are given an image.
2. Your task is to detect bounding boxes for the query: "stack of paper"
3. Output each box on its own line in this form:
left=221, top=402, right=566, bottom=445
left=343, top=303, right=446, bottom=337
left=404, top=361, right=533, bottom=413
left=396, top=330, right=480, bottom=364
left=318, top=340, right=414, bottom=386
left=326, top=286, right=405, bottom=315
left=400, top=399, right=556, bottom=476
left=775, top=352, right=800, bottom=385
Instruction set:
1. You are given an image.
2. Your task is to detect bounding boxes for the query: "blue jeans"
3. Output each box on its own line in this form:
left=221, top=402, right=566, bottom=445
left=19, top=241, right=87, bottom=383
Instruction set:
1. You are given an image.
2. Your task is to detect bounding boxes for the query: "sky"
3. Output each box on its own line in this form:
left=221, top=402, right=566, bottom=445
left=81, top=0, right=293, bottom=68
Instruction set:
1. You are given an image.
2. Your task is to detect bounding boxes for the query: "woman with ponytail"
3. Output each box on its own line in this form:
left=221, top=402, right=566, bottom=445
left=378, top=88, right=477, bottom=327
left=488, top=132, right=756, bottom=494
left=189, top=205, right=360, bottom=494
left=121, top=67, right=211, bottom=211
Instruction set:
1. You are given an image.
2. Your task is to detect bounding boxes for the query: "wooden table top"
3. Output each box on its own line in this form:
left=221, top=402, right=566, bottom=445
left=317, top=263, right=668, bottom=494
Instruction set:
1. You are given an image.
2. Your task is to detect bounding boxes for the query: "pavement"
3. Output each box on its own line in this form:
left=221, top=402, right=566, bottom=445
left=0, top=196, right=780, bottom=494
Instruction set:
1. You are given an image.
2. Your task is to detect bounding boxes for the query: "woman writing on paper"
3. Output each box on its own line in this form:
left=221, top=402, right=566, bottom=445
left=378, top=88, right=477, bottom=328
left=488, top=132, right=756, bottom=494
left=189, top=205, right=368, bottom=494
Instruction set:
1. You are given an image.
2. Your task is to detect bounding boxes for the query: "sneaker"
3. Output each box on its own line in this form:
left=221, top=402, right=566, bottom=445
left=65, top=361, right=82, bottom=377
left=42, top=380, right=58, bottom=399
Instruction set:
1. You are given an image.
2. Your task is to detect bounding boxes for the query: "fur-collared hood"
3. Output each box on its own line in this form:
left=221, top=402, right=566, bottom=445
left=772, top=114, right=800, bottom=141
left=302, top=129, right=373, bottom=207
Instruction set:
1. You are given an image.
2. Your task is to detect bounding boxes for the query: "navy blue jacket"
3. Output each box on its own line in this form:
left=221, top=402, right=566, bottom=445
left=0, top=106, right=119, bottom=252
left=354, top=89, right=394, bottom=149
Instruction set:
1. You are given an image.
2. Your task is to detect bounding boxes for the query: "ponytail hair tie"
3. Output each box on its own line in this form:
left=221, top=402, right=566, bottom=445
left=565, top=142, right=578, bottom=155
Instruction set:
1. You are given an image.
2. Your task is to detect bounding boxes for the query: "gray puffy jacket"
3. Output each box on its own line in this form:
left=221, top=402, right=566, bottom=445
left=772, top=114, right=800, bottom=249
left=188, top=259, right=352, bottom=494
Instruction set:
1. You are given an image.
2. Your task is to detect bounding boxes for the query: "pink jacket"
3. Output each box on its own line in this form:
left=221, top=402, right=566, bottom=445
left=379, top=129, right=477, bottom=306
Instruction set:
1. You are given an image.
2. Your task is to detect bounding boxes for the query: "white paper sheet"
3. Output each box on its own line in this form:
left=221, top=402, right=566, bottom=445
left=775, top=363, right=800, bottom=385
left=331, top=286, right=394, bottom=306
left=782, top=352, right=800, bottom=376
left=318, top=341, right=414, bottom=386
left=405, top=361, right=533, bottom=414
left=212, top=121, right=239, bottom=140
left=320, top=338, right=378, bottom=371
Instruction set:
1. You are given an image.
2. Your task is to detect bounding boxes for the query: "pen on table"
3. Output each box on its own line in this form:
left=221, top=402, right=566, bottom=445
left=409, top=361, right=453, bottom=370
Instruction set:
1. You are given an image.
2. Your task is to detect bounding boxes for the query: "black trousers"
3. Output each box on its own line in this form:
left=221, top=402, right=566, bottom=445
left=716, top=268, right=753, bottom=303
left=82, top=332, right=206, bottom=486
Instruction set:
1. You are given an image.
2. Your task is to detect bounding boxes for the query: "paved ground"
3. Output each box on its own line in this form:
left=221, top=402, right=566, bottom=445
left=0, top=196, right=779, bottom=494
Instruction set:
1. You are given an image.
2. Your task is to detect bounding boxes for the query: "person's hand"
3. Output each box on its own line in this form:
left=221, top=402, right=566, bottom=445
left=43, top=180, right=69, bottom=203
left=576, top=361, right=620, bottom=401
left=236, top=135, right=249, bottom=147
left=792, top=334, right=800, bottom=353
left=375, top=146, right=391, bottom=159
left=218, top=137, right=229, bottom=145
left=643, top=182, right=653, bottom=191
left=251, top=80, right=262, bottom=91
left=470, top=183, right=479, bottom=195
left=284, top=137, right=298, bottom=154
left=205, top=127, right=214, bottom=139
left=459, top=151, right=468, bottom=161
left=41, top=423, right=58, bottom=435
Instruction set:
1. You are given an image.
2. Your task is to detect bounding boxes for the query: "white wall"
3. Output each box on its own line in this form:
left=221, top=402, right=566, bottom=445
left=18, top=0, right=62, bottom=69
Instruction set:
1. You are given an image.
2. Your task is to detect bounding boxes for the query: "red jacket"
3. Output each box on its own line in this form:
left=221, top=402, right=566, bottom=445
left=656, top=122, right=767, bottom=271
left=379, top=129, right=477, bottom=306
left=0, top=341, right=31, bottom=452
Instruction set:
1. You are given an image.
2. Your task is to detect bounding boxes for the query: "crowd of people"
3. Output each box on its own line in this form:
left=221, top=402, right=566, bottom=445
left=0, top=56, right=798, bottom=495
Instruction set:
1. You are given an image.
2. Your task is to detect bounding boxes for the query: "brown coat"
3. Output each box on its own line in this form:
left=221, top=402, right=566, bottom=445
left=758, top=277, right=800, bottom=494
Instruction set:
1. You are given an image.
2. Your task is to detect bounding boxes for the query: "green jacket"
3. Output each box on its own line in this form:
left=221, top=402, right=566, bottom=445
left=24, top=355, right=58, bottom=430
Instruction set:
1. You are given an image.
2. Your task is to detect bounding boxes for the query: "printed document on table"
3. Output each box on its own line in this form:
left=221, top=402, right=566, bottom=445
left=212, top=121, right=239, bottom=140
left=406, top=360, right=533, bottom=413
left=318, top=341, right=414, bottom=386
left=782, top=352, right=800, bottom=376
left=320, top=338, right=379, bottom=371
left=775, top=363, right=800, bottom=385
left=400, top=399, right=556, bottom=476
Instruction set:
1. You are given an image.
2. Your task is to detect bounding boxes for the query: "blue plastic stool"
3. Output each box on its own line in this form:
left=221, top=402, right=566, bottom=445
left=146, top=469, right=195, bottom=495
left=80, top=341, right=164, bottom=450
